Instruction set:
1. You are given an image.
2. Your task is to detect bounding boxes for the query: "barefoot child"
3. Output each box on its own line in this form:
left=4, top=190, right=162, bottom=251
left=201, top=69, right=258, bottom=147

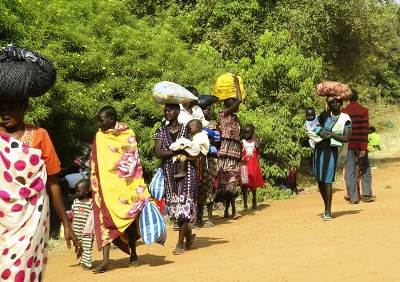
left=169, top=119, right=210, bottom=178
left=241, top=124, right=265, bottom=210
left=71, top=179, right=94, bottom=270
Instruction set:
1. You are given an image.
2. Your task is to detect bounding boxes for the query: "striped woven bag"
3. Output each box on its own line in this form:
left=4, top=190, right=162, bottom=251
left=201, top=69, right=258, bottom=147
left=149, top=168, right=165, bottom=200
left=139, top=201, right=167, bottom=245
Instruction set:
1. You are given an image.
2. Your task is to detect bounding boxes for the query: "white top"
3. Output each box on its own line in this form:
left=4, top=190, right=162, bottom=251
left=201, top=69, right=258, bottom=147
left=178, top=104, right=209, bottom=127
left=304, top=116, right=323, bottom=145
left=169, top=130, right=210, bottom=156
left=242, top=139, right=256, bottom=157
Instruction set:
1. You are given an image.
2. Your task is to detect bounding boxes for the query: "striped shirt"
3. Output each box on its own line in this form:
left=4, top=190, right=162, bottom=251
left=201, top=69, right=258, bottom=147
left=342, top=101, right=369, bottom=151
left=72, top=199, right=92, bottom=238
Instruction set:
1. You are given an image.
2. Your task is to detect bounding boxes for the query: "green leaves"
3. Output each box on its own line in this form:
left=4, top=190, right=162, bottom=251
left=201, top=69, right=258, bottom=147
left=1, top=0, right=399, bottom=182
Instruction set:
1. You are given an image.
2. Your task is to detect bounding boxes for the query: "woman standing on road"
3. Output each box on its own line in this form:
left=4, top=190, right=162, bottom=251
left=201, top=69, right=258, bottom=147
left=313, top=98, right=352, bottom=220
left=0, top=46, right=78, bottom=281
left=217, top=76, right=243, bottom=220
left=154, top=104, right=197, bottom=255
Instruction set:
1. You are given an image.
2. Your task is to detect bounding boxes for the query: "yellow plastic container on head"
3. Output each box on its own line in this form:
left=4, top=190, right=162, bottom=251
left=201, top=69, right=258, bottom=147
left=213, top=73, right=246, bottom=101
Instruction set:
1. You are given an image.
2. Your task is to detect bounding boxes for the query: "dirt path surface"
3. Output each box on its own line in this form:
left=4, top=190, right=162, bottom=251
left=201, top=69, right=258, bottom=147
left=46, top=159, right=400, bottom=282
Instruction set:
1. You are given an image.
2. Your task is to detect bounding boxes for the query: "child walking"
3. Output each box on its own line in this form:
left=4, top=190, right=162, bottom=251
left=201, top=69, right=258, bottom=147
left=71, top=179, right=94, bottom=270
left=241, top=124, right=265, bottom=210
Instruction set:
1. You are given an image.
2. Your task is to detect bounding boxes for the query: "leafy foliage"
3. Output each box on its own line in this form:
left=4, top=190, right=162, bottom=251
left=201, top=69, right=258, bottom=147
left=1, top=0, right=399, bottom=182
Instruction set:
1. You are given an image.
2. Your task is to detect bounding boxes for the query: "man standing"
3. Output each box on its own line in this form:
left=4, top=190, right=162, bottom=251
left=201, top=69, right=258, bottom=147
left=342, top=90, right=374, bottom=203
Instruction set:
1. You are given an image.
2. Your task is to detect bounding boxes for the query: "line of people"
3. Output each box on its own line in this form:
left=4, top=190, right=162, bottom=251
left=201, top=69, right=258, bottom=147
left=304, top=89, right=375, bottom=221
left=65, top=84, right=266, bottom=272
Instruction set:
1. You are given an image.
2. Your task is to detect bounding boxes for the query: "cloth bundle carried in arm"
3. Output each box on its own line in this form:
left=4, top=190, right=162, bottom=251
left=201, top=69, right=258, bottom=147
left=0, top=45, right=56, bottom=101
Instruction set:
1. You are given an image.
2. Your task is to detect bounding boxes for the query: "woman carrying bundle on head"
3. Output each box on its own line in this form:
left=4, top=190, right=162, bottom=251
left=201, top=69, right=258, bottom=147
left=0, top=45, right=78, bottom=281
left=216, top=75, right=243, bottom=220
left=313, top=81, right=352, bottom=221
left=154, top=103, right=198, bottom=255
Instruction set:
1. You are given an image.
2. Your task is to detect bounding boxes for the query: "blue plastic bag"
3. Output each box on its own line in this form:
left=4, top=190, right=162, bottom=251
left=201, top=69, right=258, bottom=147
left=139, top=201, right=167, bottom=245
left=149, top=168, right=165, bottom=200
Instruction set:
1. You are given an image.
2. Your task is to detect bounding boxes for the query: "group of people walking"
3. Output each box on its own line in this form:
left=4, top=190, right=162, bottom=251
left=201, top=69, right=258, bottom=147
left=0, top=45, right=376, bottom=281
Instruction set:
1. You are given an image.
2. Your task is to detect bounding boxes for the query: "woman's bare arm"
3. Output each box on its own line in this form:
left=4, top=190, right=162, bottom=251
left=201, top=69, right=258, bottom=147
left=47, top=175, right=78, bottom=249
left=331, top=127, right=352, bottom=142
left=224, top=75, right=242, bottom=116
left=155, top=139, right=175, bottom=160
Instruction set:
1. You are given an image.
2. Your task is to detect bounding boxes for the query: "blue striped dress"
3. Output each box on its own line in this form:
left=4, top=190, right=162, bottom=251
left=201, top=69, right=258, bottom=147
left=313, top=113, right=351, bottom=184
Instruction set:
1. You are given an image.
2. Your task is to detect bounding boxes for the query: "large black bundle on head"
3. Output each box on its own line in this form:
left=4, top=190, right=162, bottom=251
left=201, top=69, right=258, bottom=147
left=0, top=45, right=56, bottom=102
left=198, top=94, right=218, bottom=109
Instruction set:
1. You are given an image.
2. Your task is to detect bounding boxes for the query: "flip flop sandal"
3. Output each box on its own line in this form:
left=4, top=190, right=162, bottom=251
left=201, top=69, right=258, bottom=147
left=129, top=260, right=140, bottom=267
left=173, top=247, right=185, bottom=255
left=92, top=266, right=108, bottom=274
left=232, top=213, right=242, bottom=220
left=323, top=213, right=333, bottom=221
left=203, top=221, right=214, bottom=228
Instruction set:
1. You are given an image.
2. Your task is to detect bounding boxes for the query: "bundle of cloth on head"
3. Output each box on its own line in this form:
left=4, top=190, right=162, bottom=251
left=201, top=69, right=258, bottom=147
left=152, top=81, right=198, bottom=104
left=316, top=81, right=351, bottom=101
left=0, top=44, right=56, bottom=101
left=198, top=94, right=218, bottom=109
left=213, top=72, right=246, bottom=101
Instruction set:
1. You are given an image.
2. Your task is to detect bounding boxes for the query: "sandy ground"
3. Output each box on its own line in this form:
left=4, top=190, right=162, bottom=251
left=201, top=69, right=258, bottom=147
left=46, top=155, right=400, bottom=282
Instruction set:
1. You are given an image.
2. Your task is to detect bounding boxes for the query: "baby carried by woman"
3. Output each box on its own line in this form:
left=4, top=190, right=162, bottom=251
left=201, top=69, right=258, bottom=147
left=169, top=119, right=210, bottom=178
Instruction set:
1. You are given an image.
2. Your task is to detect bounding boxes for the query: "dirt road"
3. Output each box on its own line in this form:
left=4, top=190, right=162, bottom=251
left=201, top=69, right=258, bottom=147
left=46, top=159, right=400, bottom=282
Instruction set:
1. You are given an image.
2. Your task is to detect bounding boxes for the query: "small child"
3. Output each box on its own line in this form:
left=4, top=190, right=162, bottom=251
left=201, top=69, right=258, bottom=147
left=286, top=166, right=298, bottom=194
left=169, top=119, right=210, bottom=178
left=71, top=179, right=94, bottom=270
left=304, top=107, right=323, bottom=149
left=240, top=124, right=265, bottom=210
left=368, top=126, right=381, bottom=152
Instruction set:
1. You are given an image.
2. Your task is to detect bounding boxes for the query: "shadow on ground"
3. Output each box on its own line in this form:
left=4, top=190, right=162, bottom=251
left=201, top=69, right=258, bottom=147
left=333, top=209, right=362, bottom=218
left=92, top=253, right=174, bottom=272
left=190, top=236, right=229, bottom=250
left=209, top=202, right=270, bottom=225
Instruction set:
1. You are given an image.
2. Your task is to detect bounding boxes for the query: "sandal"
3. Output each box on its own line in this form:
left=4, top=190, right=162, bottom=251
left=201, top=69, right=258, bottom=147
left=92, top=265, right=108, bottom=274
left=173, top=246, right=185, bottom=255
left=203, top=220, right=214, bottom=228
left=129, top=254, right=139, bottom=267
left=232, top=213, right=242, bottom=220
left=323, top=212, right=333, bottom=221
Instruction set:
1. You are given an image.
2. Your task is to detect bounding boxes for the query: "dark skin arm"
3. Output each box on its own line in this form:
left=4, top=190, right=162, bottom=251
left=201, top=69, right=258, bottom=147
left=155, top=139, right=175, bottom=160
left=47, top=175, right=79, bottom=249
left=154, top=140, right=192, bottom=160
left=223, top=75, right=242, bottom=117
left=320, top=126, right=352, bottom=142
left=330, top=127, right=352, bottom=142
